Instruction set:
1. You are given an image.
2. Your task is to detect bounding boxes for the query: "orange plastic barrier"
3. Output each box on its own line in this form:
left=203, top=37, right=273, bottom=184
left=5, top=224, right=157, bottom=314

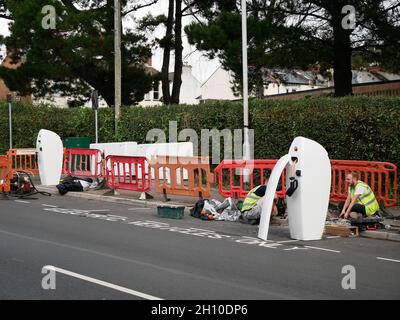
left=105, top=155, right=151, bottom=193
left=214, top=160, right=286, bottom=199
left=63, top=148, right=103, bottom=179
left=0, top=155, right=12, bottom=193
left=150, top=156, right=213, bottom=198
left=8, top=148, right=39, bottom=175
left=331, top=160, right=397, bottom=207
left=215, top=159, right=397, bottom=207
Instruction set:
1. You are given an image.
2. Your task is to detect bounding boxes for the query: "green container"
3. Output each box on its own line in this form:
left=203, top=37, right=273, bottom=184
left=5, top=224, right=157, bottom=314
left=157, top=205, right=185, bottom=219
left=64, top=137, right=91, bottom=149
left=64, top=137, right=91, bottom=172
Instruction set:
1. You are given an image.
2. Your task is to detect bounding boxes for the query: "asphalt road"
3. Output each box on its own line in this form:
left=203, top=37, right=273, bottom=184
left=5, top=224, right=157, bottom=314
left=0, top=194, right=399, bottom=300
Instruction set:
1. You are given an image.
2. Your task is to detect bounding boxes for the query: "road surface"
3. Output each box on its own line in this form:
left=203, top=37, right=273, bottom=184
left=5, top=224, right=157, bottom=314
left=0, top=194, right=399, bottom=300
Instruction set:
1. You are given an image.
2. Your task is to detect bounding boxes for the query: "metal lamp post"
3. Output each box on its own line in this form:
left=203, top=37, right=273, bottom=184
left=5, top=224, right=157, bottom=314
left=114, top=0, right=122, bottom=136
left=241, top=0, right=251, bottom=182
left=91, top=90, right=99, bottom=144
left=6, top=94, right=12, bottom=149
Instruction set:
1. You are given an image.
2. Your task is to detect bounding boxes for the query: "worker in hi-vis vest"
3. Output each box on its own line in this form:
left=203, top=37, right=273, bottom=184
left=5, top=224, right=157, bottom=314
left=239, top=184, right=278, bottom=225
left=338, top=171, right=380, bottom=220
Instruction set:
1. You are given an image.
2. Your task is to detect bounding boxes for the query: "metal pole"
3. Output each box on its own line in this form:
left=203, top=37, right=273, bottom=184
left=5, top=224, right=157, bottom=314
left=114, top=0, right=122, bottom=136
left=95, top=109, right=98, bottom=144
left=241, top=0, right=250, bottom=182
left=8, top=102, right=12, bottom=149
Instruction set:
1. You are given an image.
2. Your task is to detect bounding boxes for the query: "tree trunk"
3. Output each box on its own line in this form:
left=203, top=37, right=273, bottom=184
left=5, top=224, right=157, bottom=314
left=331, top=4, right=353, bottom=97
left=161, top=0, right=174, bottom=105
left=171, top=0, right=183, bottom=104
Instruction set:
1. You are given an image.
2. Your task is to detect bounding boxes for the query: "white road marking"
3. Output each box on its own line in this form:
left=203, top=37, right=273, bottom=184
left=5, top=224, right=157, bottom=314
left=42, top=204, right=58, bottom=208
left=0, top=229, right=296, bottom=299
left=43, top=265, right=163, bottom=300
left=86, top=209, right=110, bottom=213
left=277, top=240, right=300, bottom=244
left=377, top=257, right=400, bottom=263
left=304, top=246, right=341, bottom=253
left=106, top=215, right=128, bottom=219
left=284, top=246, right=308, bottom=251
left=14, top=200, right=30, bottom=204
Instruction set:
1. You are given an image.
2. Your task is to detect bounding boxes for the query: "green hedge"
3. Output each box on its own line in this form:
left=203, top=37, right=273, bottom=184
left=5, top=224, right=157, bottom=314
left=0, top=96, right=399, bottom=172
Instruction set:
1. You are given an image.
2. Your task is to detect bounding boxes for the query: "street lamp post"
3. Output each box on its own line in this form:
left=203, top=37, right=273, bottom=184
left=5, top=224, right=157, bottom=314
left=241, top=0, right=251, bottom=182
left=91, top=90, right=99, bottom=144
left=6, top=94, right=12, bottom=149
left=114, top=0, right=122, bottom=136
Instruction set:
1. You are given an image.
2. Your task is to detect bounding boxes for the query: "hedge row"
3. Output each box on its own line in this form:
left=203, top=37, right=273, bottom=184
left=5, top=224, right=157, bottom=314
left=0, top=96, right=399, bottom=172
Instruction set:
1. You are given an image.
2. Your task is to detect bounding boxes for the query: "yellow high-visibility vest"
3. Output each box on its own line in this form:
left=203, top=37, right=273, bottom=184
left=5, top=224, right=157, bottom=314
left=241, top=186, right=263, bottom=212
left=350, top=181, right=380, bottom=216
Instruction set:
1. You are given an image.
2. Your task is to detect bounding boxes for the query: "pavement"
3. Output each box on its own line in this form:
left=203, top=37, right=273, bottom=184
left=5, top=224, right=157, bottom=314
left=0, top=190, right=399, bottom=300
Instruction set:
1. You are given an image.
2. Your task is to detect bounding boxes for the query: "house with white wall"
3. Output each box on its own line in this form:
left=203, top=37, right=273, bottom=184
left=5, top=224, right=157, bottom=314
left=198, top=66, right=331, bottom=102
left=139, top=64, right=201, bottom=106
left=198, top=66, right=238, bottom=102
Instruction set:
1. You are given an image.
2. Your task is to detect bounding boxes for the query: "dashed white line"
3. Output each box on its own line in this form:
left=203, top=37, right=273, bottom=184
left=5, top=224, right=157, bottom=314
left=14, top=200, right=30, bottom=204
left=42, top=204, right=58, bottom=208
left=277, top=240, right=300, bottom=244
left=377, top=257, right=400, bottom=263
left=43, top=265, right=163, bottom=300
left=304, top=246, right=341, bottom=253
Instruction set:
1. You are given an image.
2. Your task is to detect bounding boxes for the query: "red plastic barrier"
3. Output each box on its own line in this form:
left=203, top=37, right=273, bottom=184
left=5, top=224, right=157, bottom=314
left=8, top=148, right=39, bottom=175
left=215, top=159, right=398, bottom=207
left=331, top=160, right=397, bottom=207
left=63, top=148, right=103, bottom=178
left=105, top=156, right=151, bottom=193
left=214, top=160, right=286, bottom=199
left=0, top=155, right=12, bottom=193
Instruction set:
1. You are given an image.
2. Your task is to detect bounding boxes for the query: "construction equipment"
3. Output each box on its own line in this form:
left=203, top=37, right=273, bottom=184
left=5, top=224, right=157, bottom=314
left=9, top=171, right=51, bottom=199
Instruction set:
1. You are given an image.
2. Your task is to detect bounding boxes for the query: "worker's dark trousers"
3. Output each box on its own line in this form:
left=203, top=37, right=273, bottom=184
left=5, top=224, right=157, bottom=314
left=338, top=202, right=366, bottom=216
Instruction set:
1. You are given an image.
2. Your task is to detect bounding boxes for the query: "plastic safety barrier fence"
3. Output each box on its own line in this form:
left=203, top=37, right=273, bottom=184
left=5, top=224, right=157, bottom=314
left=8, top=148, right=39, bottom=175
left=63, top=148, right=103, bottom=179
left=215, top=159, right=397, bottom=207
left=214, top=160, right=286, bottom=199
left=0, top=155, right=12, bottom=193
left=331, top=160, right=398, bottom=208
left=150, top=156, right=213, bottom=198
left=105, top=155, right=151, bottom=192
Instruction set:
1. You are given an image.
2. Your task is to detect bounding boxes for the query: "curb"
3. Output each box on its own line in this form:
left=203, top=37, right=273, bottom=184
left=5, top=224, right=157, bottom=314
left=38, top=186, right=190, bottom=209
left=360, top=230, right=400, bottom=242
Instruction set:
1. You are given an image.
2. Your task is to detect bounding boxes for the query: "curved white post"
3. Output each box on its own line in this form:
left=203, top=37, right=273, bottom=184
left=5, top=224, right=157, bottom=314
left=258, top=154, right=290, bottom=241
left=37, top=129, right=64, bottom=186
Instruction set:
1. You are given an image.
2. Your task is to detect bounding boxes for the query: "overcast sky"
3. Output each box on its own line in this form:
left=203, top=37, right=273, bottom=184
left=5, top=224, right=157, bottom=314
left=0, top=2, right=220, bottom=84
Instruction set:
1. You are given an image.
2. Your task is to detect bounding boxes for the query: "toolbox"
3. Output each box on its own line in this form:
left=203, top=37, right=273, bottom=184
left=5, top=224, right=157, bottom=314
left=157, top=205, right=185, bottom=219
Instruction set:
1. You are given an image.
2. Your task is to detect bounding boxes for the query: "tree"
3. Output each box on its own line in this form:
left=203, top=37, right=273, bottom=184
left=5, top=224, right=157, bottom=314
left=139, top=0, right=200, bottom=104
left=0, top=0, right=158, bottom=106
left=185, top=0, right=400, bottom=97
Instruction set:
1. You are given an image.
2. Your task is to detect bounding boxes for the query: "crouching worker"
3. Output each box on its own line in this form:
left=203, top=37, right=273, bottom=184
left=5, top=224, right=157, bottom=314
left=239, top=185, right=278, bottom=225
left=339, top=171, right=380, bottom=220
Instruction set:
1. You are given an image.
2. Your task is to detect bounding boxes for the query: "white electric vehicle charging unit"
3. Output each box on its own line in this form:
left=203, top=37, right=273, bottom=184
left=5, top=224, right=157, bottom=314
left=37, top=129, right=64, bottom=186
left=258, top=137, right=331, bottom=241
